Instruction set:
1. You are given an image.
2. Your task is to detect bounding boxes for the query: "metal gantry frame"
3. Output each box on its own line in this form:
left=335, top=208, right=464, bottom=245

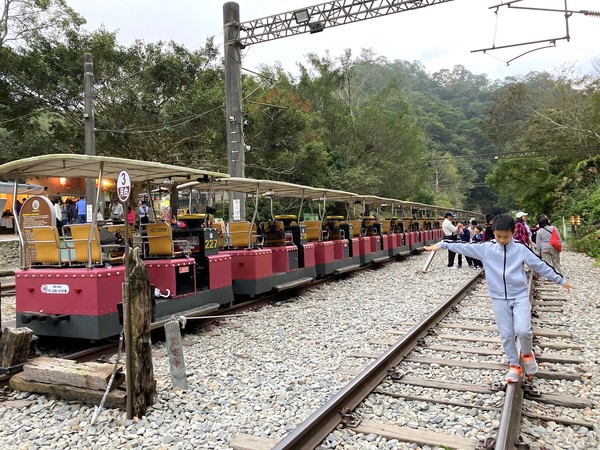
left=237, top=0, right=456, bottom=47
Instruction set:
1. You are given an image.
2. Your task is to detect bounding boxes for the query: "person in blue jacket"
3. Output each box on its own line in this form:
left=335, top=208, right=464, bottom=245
left=425, top=214, right=574, bottom=383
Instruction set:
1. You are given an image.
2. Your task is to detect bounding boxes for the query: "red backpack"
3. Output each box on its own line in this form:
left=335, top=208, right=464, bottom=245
left=544, top=227, right=562, bottom=252
left=547, top=227, right=562, bottom=252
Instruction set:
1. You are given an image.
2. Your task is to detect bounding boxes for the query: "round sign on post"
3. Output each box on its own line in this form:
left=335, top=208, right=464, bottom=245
left=117, top=170, right=131, bottom=203
left=117, top=168, right=133, bottom=418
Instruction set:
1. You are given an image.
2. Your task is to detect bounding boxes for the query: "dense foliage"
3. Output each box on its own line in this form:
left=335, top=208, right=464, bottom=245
left=1, top=1, right=600, bottom=257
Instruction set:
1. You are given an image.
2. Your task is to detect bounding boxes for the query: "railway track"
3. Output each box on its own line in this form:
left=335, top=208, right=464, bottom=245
left=2, top=257, right=592, bottom=449
left=231, top=271, right=592, bottom=449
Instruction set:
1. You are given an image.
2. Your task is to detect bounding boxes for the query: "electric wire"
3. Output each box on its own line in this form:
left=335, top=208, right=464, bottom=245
left=95, top=105, right=225, bottom=135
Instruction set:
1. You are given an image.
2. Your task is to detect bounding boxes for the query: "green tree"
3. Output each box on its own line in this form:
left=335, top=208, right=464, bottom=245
left=0, top=0, right=83, bottom=48
left=242, top=68, right=331, bottom=187
left=0, top=25, right=226, bottom=169
left=483, top=69, right=600, bottom=215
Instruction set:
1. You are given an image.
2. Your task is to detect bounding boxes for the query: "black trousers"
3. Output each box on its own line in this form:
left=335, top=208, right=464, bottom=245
left=445, top=234, right=458, bottom=266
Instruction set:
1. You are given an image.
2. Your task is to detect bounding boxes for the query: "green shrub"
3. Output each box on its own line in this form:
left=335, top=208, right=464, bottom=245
left=568, top=228, right=600, bottom=261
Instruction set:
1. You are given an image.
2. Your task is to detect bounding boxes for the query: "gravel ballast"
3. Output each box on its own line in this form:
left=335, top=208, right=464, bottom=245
left=0, top=246, right=598, bottom=449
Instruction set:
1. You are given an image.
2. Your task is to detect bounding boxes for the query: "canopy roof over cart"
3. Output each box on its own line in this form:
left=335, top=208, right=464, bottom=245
left=182, top=177, right=359, bottom=201
left=0, top=181, right=45, bottom=195
left=0, top=154, right=229, bottom=183
left=201, top=177, right=325, bottom=198
left=179, top=176, right=483, bottom=220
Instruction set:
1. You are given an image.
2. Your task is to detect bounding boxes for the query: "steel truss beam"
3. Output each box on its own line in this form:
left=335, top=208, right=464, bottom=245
left=239, top=0, right=456, bottom=47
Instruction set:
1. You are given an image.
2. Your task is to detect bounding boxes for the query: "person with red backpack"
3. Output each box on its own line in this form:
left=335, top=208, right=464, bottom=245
left=536, top=214, right=562, bottom=274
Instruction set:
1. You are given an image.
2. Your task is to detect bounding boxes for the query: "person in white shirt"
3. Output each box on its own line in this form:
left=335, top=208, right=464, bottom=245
left=442, top=211, right=461, bottom=268
left=53, top=199, right=63, bottom=236
left=139, top=201, right=149, bottom=224
left=110, top=199, right=124, bottom=224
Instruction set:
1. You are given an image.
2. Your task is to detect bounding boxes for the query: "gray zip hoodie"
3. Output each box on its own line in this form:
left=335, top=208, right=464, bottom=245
left=437, top=239, right=565, bottom=299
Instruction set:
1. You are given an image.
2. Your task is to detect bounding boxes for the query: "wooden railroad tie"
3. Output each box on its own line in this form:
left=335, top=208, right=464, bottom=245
left=9, top=356, right=126, bottom=409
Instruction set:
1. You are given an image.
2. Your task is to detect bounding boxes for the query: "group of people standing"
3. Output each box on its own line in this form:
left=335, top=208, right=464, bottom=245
left=429, top=209, right=572, bottom=384
left=49, top=196, right=153, bottom=235
left=441, top=211, right=484, bottom=269
left=52, top=196, right=87, bottom=235
left=514, top=211, right=562, bottom=274
left=109, top=199, right=151, bottom=228
left=442, top=210, right=563, bottom=273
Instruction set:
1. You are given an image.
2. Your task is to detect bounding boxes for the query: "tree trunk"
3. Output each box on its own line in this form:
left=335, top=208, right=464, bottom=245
left=126, top=247, right=156, bottom=417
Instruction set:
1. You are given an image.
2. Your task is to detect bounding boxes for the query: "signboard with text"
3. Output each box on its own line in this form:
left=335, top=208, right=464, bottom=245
left=117, top=170, right=131, bottom=203
left=19, top=196, right=55, bottom=229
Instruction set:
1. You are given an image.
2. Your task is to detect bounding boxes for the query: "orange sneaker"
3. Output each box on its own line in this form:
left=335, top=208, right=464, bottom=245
left=505, top=365, right=522, bottom=383
left=521, top=352, right=538, bottom=376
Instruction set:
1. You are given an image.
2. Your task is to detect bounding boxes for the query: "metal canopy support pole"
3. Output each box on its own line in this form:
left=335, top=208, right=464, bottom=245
left=12, top=173, right=26, bottom=268
left=86, top=162, right=104, bottom=268
left=249, top=186, right=260, bottom=248
left=297, top=190, right=305, bottom=219
left=319, top=197, right=326, bottom=223
left=223, top=2, right=246, bottom=221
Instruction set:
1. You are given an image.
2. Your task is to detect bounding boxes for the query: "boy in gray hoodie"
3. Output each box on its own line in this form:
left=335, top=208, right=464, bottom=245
left=425, top=214, right=574, bottom=383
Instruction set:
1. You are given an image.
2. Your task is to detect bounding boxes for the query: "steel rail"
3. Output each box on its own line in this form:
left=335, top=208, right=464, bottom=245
left=272, top=271, right=483, bottom=449
left=493, top=271, right=534, bottom=449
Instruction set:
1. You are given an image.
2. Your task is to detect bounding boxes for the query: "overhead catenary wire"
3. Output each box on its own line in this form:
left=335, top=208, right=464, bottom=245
left=95, top=105, right=225, bottom=135
left=426, top=145, right=600, bottom=163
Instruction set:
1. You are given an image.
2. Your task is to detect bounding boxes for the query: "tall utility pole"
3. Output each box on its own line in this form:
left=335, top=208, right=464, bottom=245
left=222, top=0, right=453, bottom=218
left=223, top=3, right=245, bottom=221
left=83, top=53, right=97, bottom=219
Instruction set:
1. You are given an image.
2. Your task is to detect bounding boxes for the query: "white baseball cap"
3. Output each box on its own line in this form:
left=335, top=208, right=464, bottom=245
left=516, top=211, right=528, bottom=218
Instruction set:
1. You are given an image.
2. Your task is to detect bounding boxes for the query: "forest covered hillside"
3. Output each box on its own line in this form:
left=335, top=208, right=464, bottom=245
left=1, top=1, right=600, bottom=257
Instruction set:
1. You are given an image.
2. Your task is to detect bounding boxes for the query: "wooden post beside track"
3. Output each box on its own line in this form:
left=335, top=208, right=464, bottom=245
left=0, top=326, right=33, bottom=373
left=124, top=246, right=156, bottom=418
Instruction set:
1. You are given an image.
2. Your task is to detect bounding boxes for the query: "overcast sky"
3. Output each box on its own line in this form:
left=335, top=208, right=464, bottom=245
left=68, top=0, right=599, bottom=80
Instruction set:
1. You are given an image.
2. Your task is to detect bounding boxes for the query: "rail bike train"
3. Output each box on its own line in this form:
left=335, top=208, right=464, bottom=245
left=0, top=154, right=482, bottom=341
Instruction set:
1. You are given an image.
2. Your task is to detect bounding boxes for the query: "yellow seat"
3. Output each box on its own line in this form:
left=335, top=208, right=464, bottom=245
left=144, top=222, right=190, bottom=258
left=24, top=226, right=70, bottom=266
left=102, top=224, right=134, bottom=256
left=104, top=223, right=133, bottom=237
left=301, top=220, right=327, bottom=241
left=346, top=220, right=363, bottom=237
left=226, top=221, right=261, bottom=248
left=381, top=219, right=390, bottom=235
left=64, top=223, right=117, bottom=266
left=323, top=216, right=344, bottom=240
left=262, top=219, right=286, bottom=246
